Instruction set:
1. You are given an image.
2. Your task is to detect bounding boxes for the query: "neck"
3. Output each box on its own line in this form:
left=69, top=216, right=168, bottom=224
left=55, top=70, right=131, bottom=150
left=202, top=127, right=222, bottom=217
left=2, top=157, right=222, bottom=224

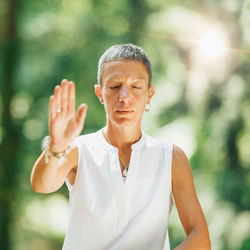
left=104, top=121, right=142, bottom=151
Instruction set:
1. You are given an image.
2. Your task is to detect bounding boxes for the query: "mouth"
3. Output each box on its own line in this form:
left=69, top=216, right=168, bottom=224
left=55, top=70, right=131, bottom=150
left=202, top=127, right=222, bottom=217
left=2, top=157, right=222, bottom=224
left=116, top=110, right=134, bottom=115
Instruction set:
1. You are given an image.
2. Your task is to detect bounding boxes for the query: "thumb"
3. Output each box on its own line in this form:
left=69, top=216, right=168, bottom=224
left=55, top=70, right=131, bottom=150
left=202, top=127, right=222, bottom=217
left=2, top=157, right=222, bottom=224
left=76, top=103, right=87, bottom=129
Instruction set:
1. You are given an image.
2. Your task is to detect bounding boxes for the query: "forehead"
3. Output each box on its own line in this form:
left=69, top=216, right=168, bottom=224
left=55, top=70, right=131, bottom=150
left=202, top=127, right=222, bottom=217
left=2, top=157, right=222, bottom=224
left=102, top=60, right=149, bottom=83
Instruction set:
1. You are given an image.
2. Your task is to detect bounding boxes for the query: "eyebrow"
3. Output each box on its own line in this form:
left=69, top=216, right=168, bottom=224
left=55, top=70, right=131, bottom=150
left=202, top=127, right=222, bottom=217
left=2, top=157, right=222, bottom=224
left=106, top=76, right=147, bottom=83
left=131, top=78, right=147, bottom=82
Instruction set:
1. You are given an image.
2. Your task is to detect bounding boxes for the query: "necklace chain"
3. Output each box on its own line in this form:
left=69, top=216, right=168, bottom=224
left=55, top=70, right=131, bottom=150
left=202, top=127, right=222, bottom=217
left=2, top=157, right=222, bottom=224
left=104, top=129, right=129, bottom=177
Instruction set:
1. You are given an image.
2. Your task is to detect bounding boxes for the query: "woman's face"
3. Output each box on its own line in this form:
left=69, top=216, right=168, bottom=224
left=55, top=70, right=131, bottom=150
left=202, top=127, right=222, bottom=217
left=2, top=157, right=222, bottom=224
left=95, top=60, right=155, bottom=127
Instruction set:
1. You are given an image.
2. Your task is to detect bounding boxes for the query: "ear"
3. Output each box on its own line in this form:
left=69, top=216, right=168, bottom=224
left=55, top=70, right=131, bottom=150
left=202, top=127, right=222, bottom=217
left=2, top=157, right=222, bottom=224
left=94, top=84, right=104, bottom=104
left=147, top=85, right=155, bottom=103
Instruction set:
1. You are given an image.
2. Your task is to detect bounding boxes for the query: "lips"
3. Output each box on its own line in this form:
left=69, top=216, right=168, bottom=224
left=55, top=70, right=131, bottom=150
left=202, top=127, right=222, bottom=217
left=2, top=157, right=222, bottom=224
left=117, top=110, right=133, bottom=112
left=116, top=109, right=134, bottom=114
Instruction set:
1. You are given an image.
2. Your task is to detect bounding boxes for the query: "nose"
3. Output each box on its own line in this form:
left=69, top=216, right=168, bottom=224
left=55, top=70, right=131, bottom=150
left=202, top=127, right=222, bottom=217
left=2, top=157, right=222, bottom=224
left=118, top=85, right=131, bottom=103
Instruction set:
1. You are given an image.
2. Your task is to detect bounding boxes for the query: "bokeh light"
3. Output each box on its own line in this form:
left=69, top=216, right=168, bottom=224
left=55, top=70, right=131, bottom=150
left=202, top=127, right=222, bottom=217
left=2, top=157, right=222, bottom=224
left=1, top=0, right=250, bottom=249
left=197, top=32, right=227, bottom=57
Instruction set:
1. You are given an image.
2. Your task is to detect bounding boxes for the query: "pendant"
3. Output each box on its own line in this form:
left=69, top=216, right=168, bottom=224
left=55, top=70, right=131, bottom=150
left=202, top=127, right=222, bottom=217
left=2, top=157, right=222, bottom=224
left=123, top=168, right=128, bottom=177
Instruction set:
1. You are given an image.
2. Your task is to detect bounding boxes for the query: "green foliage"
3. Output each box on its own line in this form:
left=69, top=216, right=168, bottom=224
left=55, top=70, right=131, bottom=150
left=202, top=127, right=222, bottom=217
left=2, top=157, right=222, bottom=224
left=1, top=0, right=250, bottom=249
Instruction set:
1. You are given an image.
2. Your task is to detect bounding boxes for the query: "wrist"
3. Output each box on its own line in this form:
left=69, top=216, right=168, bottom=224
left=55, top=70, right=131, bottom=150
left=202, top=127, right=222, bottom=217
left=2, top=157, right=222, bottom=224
left=44, top=144, right=73, bottom=164
left=41, top=135, right=73, bottom=164
left=41, top=135, right=69, bottom=153
left=49, top=144, right=69, bottom=154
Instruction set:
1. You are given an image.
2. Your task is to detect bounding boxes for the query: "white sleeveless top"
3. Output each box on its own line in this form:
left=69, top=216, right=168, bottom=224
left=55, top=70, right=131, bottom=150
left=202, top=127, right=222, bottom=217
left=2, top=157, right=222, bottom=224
left=62, top=127, right=173, bottom=250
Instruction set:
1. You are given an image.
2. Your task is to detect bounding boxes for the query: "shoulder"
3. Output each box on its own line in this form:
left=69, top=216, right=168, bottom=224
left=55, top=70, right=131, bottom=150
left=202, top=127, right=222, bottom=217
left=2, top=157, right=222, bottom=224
left=172, top=144, right=189, bottom=164
left=172, top=144, right=193, bottom=183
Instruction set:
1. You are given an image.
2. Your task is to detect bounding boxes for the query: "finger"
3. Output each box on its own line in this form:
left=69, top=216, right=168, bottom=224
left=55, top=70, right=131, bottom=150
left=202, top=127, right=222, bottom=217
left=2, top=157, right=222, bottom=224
left=61, top=79, right=69, bottom=115
left=49, top=95, right=56, bottom=121
left=76, top=104, right=87, bottom=129
left=68, top=81, right=75, bottom=116
left=54, top=85, right=61, bottom=112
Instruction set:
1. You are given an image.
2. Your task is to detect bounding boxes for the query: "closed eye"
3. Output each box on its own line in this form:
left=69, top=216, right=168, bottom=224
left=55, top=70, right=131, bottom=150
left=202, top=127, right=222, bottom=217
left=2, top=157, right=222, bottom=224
left=109, top=86, right=141, bottom=89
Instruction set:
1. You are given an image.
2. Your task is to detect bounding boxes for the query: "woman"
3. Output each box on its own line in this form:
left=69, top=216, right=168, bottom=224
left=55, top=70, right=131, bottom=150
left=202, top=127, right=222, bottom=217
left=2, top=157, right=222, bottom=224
left=30, top=44, right=211, bottom=249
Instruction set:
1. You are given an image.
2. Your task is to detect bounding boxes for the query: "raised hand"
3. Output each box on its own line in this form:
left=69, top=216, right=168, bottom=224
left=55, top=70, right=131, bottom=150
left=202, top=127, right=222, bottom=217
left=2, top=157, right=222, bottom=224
left=48, top=79, right=87, bottom=153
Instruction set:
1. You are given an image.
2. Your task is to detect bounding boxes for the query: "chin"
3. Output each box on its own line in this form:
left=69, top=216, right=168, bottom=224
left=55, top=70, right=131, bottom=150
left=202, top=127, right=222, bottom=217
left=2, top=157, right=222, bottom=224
left=115, top=118, right=134, bottom=126
left=106, top=111, right=142, bottom=126
left=108, top=116, right=135, bottom=127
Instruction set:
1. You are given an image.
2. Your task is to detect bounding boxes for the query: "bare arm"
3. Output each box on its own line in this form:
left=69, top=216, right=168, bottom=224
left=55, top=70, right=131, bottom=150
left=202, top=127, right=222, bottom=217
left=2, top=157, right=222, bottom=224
left=172, top=145, right=211, bottom=250
left=30, top=79, right=87, bottom=194
left=30, top=146, right=78, bottom=193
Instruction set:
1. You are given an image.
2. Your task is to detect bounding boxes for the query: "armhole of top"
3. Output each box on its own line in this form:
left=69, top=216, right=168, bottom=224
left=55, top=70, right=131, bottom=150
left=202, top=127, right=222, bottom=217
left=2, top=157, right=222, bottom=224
left=169, top=143, right=174, bottom=192
left=65, top=140, right=81, bottom=193
left=65, top=177, right=72, bottom=192
left=169, top=143, right=174, bottom=213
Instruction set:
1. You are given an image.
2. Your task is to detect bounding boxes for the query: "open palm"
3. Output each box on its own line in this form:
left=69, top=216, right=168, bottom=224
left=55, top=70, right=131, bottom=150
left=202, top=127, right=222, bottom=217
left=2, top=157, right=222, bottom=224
left=49, top=79, right=87, bottom=153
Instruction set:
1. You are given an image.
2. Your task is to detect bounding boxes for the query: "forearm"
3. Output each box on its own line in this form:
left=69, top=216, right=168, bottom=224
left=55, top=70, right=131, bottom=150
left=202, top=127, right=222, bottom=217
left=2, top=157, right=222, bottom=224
left=173, top=230, right=211, bottom=250
left=30, top=148, right=72, bottom=193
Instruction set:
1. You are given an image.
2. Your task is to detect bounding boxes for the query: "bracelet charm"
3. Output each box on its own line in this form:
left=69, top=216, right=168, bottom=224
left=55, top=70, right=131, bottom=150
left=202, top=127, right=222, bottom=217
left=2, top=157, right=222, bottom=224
left=42, top=136, right=73, bottom=164
left=44, top=145, right=73, bottom=164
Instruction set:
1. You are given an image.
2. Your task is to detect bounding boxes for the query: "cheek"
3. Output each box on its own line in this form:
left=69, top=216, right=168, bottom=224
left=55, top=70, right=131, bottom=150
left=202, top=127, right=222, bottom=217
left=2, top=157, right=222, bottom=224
left=103, top=96, right=115, bottom=111
left=135, top=93, right=148, bottom=103
left=136, top=99, right=147, bottom=112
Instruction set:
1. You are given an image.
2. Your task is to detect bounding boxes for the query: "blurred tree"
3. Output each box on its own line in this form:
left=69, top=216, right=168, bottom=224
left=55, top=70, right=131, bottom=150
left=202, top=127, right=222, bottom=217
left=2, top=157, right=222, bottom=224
left=0, top=0, right=250, bottom=249
left=0, top=0, right=20, bottom=249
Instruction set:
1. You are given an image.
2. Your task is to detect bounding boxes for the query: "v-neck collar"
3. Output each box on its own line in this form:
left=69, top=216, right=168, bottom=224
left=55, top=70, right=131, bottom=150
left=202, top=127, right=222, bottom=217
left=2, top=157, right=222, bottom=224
left=97, top=126, right=146, bottom=186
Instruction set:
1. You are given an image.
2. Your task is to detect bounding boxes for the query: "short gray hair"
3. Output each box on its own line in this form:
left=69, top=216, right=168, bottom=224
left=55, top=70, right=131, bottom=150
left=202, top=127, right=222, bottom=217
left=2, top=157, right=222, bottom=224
left=97, top=43, right=152, bottom=88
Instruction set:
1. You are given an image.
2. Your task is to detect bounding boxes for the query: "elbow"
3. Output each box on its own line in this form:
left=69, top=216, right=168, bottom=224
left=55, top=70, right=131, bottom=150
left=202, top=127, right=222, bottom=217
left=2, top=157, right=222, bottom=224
left=30, top=175, right=37, bottom=192
left=30, top=178, right=49, bottom=194
left=190, top=229, right=211, bottom=250
left=202, top=240, right=211, bottom=250
left=202, top=227, right=211, bottom=249
left=30, top=171, right=38, bottom=192
left=31, top=184, right=41, bottom=193
left=31, top=180, right=59, bottom=194
left=204, top=236, right=211, bottom=250
left=31, top=182, right=43, bottom=193
left=198, top=232, right=211, bottom=250
left=30, top=172, right=50, bottom=194
left=30, top=176, right=40, bottom=193
left=31, top=185, right=53, bottom=194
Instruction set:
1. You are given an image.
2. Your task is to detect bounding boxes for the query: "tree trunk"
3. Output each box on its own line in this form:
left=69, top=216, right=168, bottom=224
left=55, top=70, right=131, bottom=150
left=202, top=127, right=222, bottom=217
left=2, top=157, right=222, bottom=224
left=0, top=0, right=20, bottom=249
